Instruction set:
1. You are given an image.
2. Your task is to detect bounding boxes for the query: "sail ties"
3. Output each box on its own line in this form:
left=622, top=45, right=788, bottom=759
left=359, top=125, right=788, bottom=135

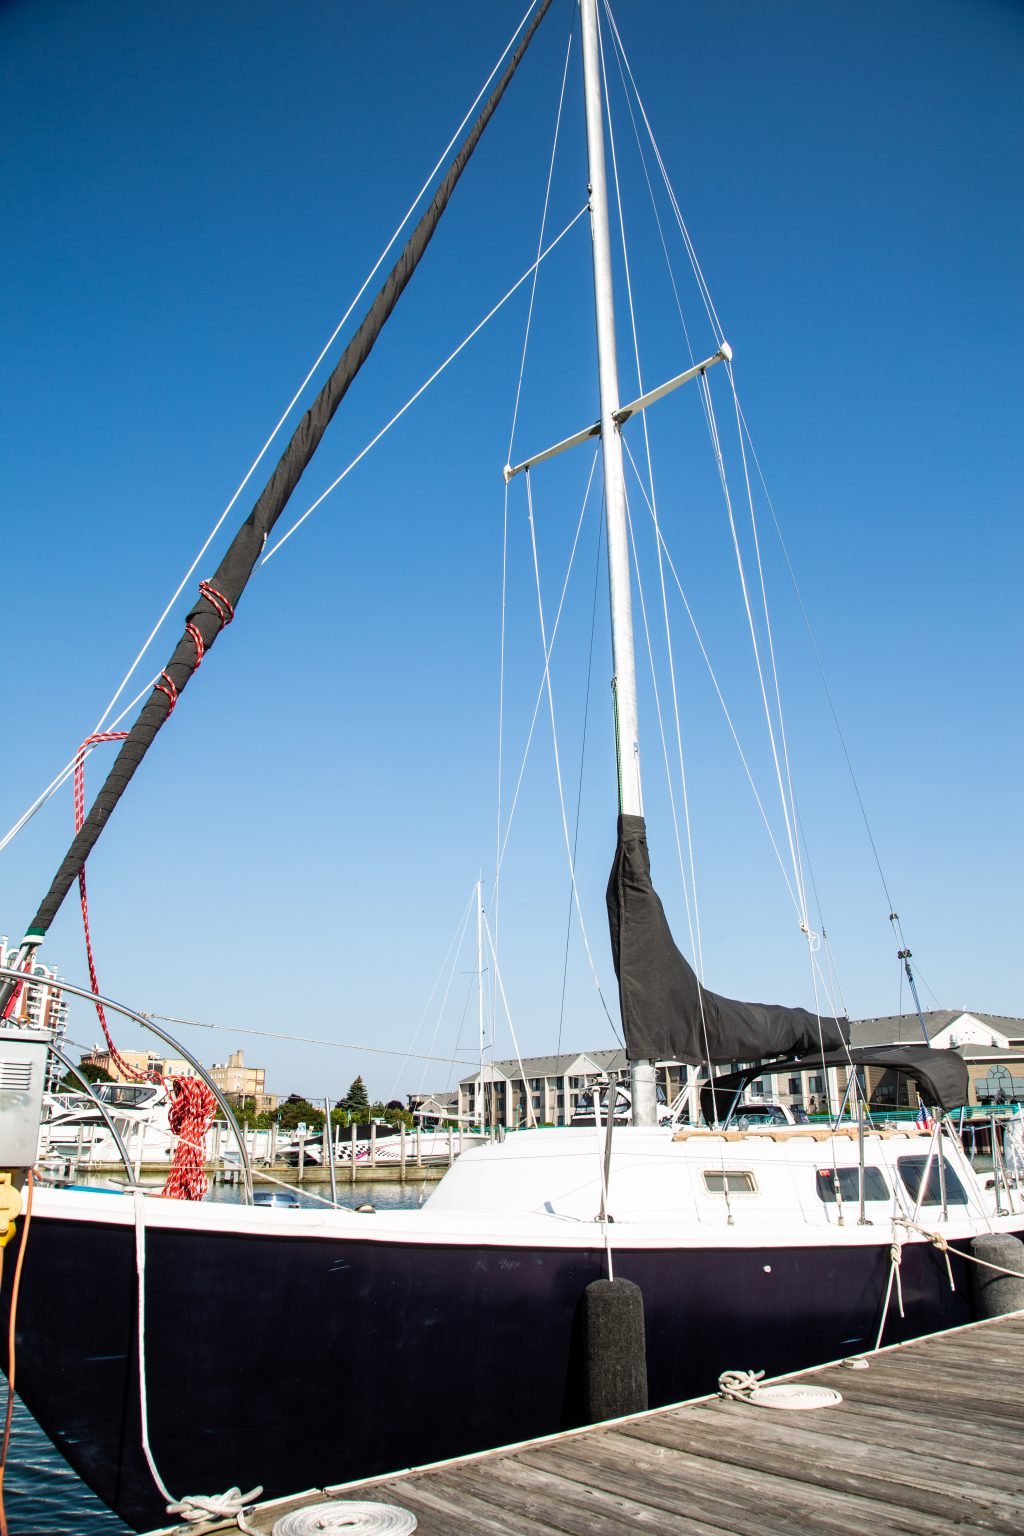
left=158, top=580, right=235, bottom=717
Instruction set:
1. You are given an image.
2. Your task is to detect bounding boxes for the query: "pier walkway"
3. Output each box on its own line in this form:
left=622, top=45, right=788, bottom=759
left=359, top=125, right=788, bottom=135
left=149, top=1311, right=1024, bottom=1534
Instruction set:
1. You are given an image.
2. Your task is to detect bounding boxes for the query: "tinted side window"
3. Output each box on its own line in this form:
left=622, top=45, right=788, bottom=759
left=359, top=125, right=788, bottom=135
left=816, top=1167, right=890, bottom=1203
left=898, top=1155, right=968, bottom=1206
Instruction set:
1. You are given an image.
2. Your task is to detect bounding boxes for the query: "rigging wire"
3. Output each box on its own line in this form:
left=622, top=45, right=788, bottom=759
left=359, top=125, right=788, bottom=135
left=497, top=6, right=577, bottom=1035
left=604, top=7, right=697, bottom=367
left=506, top=8, right=577, bottom=468
left=555, top=500, right=605, bottom=1065
left=733, top=397, right=943, bottom=1012
left=608, top=0, right=928, bottom=1023
left=725, top=366, right=811, bottom=925
left=261, top=207, right=589, bottom=565
left=483, top=915, right=538, bottom=1127
left=700, top=367, right=809, bottom=931
left=620, top=436, right=799, bottom=918
left=599, top=16, right=707, bottom=987
left=384, top=882, right=477, bottom=1102
left=623, top=488, right=714, bottom=1077
left=140, top=1010, right=493, bottom=1071
left=94, top=0, right=544, bottom=735
left=607, top=0, right=836, bottom=1029
left=0, top=4, right=547, bottom=859
left=495, top=452, right=600, bottom=880
left=601, top=2, right=724, bottom=348
left=524, top=470, right=622, bottom=1045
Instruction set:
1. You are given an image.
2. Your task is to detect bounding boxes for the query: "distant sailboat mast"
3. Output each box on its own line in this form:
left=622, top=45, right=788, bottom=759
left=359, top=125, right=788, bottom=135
left=579, top=0, right=657, bottom=1125
left=477, top=874, right=486, bottom=1132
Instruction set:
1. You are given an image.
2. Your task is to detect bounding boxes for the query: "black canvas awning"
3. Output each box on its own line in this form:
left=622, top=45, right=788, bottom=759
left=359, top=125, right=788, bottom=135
left=700, top=1044, right=970, bottom=1118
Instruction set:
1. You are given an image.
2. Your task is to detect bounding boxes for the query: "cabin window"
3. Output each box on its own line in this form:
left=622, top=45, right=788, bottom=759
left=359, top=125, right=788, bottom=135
left=815, top=1167, right=890, bottom=1204
left=897, top=1156, right=968, bottom=1206
left=100, top=1084, right=155, bottom=1109
left=702, top=1170, right=757, bottom=1195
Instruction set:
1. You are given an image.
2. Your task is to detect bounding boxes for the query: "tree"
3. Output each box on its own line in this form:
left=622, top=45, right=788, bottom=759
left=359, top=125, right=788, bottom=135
left=343, top=1076, right=369, bottom=1111
left=60, top=1061, right=113, bottom=1091
left=277, top=1096, right=325, bottom=1132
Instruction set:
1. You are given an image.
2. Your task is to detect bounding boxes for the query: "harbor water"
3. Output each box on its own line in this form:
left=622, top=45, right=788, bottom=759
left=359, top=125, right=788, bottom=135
left=4, top=1181, right=425, bottom=1536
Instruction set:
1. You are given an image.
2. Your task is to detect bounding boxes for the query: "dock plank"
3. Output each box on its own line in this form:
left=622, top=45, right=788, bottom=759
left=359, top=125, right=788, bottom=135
left=620, top=1406, right=1023, bottom=1523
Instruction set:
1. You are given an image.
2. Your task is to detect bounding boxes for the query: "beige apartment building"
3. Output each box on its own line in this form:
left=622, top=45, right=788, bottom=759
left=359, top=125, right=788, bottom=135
left=81, top=1047, right=198, bottom=1082
left=210, top=1050, right=278, bottom=1114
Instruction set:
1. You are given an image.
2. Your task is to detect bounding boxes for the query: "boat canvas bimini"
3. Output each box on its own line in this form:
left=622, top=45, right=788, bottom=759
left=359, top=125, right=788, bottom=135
left=1, top=4, right=1021, bottom=1531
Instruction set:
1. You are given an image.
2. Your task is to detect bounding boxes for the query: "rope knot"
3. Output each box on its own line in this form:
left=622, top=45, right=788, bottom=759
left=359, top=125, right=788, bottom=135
left=718, top=1368, right=765, bottom=1400
left=165, top=1485, right=263, bottom=1525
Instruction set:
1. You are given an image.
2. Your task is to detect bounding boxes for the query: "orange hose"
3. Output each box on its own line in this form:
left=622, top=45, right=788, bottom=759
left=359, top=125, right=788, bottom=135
left=0, top=1171, right=34, bottom=1536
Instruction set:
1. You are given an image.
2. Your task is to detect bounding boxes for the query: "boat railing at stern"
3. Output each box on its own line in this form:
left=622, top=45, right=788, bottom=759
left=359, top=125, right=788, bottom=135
left=0, top=962, right=254, bottom=1203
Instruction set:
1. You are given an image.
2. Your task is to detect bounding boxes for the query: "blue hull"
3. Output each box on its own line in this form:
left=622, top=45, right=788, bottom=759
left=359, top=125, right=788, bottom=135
left=0, top=1211, right=987, bottom=1531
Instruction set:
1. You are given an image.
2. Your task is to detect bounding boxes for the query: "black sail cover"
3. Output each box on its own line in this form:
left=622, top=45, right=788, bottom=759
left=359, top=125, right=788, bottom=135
left=607, top=814, right=849, bottom=1064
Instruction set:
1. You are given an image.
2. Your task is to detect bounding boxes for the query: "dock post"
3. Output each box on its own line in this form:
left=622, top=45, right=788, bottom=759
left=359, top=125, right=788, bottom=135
left=448, top=1124, right=454, bottom=1166
left=400, top=1124, right=406, bottom=1174
left=324, top=1098, right=337, bottom=1209
left=370, top=1122, right=377, bottom=1168
left=297, top=1133, right=305, bottom=1182
left=416, top=1126, right=422, bottom=1167
left=350, top=1122, right=357, bottom=1184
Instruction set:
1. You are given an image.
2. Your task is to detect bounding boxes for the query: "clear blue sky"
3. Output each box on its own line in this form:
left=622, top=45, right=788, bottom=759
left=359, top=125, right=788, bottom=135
left=2, top=0, right=1021, bottom=1106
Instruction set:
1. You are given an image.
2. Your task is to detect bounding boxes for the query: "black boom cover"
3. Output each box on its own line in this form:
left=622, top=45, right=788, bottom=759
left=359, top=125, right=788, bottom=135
left=607, top=814, right=849, bottom=1065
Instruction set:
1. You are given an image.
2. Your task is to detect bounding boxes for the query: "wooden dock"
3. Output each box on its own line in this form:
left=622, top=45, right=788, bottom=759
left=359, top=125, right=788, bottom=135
left=148, top=1311, right=1024, bottom=1534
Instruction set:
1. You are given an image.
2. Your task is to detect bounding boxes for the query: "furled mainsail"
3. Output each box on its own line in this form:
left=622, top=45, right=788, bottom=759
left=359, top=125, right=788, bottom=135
left=607, top=814, right=849, bottom=1065
left=0, top=0, right=553, bottom=1007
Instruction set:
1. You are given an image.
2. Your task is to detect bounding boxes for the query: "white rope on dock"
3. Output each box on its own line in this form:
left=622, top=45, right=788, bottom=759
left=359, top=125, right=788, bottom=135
left=272, top=1501, right=417, bottom=1535
left=717, top=1368, right=765, bottom=1400
left=165, top=1486, right=263, bottom=1525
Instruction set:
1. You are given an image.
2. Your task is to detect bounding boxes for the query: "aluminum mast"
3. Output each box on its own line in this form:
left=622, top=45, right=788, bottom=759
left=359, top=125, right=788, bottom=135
left=580, top=0, right=656, bottom=1126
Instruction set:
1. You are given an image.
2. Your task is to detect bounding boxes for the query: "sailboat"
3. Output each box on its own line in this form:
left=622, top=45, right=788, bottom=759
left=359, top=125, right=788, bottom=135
left=1, top=3, right=1021, bottom=1531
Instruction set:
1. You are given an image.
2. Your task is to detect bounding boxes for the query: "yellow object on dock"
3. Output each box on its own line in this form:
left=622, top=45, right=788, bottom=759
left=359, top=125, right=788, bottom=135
left=0, top=1172, right=22, bottom=1247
